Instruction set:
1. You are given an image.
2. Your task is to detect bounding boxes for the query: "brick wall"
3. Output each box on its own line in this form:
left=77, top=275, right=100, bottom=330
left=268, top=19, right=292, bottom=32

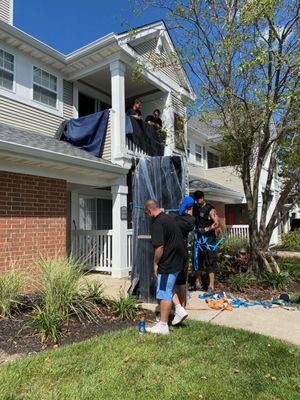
left=0, top=171, right=67, bottom=273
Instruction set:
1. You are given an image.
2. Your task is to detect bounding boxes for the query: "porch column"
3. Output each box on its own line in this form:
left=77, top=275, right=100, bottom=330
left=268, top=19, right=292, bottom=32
left=163, top=92, right=174, bottom=156
left=110, top=60, right=126, bottom=164
left=111, top=180, right=129, bottom=278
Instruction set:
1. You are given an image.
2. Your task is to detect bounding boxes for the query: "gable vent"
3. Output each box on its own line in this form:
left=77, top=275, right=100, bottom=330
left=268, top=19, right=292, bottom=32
left=0, top=0, right=13, bottom=25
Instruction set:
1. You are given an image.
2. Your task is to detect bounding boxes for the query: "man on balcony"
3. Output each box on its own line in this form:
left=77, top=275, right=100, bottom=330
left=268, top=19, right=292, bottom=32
left=193, top=191, right=220, bottom=293
left=127, top=99, right=143, bottom=121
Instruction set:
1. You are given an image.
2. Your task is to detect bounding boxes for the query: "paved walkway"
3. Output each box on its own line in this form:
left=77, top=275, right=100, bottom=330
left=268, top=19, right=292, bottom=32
left=90, top=274, right=300, bottom=347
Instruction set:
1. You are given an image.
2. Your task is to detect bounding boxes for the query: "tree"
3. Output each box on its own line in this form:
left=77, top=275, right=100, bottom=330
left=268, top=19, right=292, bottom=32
left=133, top=0, right=300, bottom=272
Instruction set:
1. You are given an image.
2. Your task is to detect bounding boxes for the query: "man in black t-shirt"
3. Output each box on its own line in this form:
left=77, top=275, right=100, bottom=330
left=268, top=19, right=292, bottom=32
left=127, top=99, right=143, bottom=120
left=144, top=199, right=187, bottom=335
left=193, top=191, right=220, bottom=293
left=145, top=109, right=163, bottom=130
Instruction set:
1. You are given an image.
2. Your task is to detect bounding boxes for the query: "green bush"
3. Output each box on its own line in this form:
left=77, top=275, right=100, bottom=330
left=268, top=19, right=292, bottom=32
left=112, top=289, right=140, bottom=320
left=228, top=273, right=257, bottom=291
left=220, top=236, right=250, bottom=256
left=279, top=258, right=300, bottom=280
left=281, top=229, right=300, bottom=250
left=290, top=291, right=300, bottom=305
left=32, top=303, right=64, bottom=344
left=0, top=267, right=23, bottom=318
left=32, top=257, right=102, bottom=343
left=262, top=271, right=292, bottom=290
left=82, top=280, right=107, bottom=305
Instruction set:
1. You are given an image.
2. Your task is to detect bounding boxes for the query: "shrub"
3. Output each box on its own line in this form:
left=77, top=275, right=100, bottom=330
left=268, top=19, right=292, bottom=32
left=262, top=271, right=291, bottom=290
left=290, top=292, right=300, bottom=305
left=228, top=273, right=257, bottom=291
left=279, top=258, right=300, bottom=280
left=0, top=267, right=23, bottom=318
left=82, top=280, right=107, bottom=305
left=220, top=236, right=250, bottom=256
left=112, top=289, right=140, bottom=320
left=32, top=303, right=64, bottom=344
left=281, top=229, right=300, bottom=250
left=32, top=257, right=102, bottom=343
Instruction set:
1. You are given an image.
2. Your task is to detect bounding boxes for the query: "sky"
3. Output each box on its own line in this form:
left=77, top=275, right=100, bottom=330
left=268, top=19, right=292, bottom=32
left=14, top=0, right=165, bottom=54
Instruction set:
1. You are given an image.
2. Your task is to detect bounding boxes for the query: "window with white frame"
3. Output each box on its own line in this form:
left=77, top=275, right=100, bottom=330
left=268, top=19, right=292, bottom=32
left=195, top=144, right=202, bottom=163
left=0, top=49, right=14, bottom=91
left=79, top=198, right=112, bottom=230
left=33, top=66, right=57, bottom=108
left=187, top=140, right=190, bottom=157
left=207, top=151, right=221, bottom=168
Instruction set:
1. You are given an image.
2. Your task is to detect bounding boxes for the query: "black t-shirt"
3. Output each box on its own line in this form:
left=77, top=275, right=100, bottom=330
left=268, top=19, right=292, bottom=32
left=150, top=212, right=187, bottom=274
left=193, top=203, right=216, bottom=239
left=127, top=108, right=142, bottom=117
left=171, top=213, right=195, bottom=245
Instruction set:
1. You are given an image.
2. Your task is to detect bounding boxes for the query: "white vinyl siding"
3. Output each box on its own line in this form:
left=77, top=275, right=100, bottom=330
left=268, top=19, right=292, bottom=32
left=0, top=0, right=12, bottom=24
left=0, top=49, right=14, bottom=91
left=63, top=80, right=74, bottom=119
left=33, top=67, right=57, bottom=108
left=101, top=110, right=111, bottom=161
left=0, top=94, right=64, bottom=136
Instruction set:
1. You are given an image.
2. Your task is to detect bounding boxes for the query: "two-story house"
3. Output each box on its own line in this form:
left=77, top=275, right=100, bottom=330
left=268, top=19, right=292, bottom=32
left=0, top=1, right=195, bottom=278
left=187, top=116, right=285, bottom=244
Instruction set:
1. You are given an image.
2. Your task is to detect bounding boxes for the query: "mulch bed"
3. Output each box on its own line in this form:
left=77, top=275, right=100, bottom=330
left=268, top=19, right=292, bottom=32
left=0, top=303, right=154, bottom=363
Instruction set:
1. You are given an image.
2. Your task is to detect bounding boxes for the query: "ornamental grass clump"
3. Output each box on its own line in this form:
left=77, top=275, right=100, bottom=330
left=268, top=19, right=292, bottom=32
left=112, top=289, right=140, bottom=320
left=32, top=256, right=102, bottom=344
left=0, top=266, right=23, bottom=318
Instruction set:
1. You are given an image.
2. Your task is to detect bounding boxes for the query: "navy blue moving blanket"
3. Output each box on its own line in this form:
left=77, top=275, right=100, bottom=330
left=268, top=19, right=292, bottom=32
left=60, top=110, right=109, bottom=157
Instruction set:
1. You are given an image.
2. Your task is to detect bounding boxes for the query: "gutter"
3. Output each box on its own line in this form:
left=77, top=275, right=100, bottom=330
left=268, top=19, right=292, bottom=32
left=0, top=140, right=127, bottom=175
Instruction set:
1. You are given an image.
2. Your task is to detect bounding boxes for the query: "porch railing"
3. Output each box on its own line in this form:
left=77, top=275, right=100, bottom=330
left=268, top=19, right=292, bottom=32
left=126, top=136, right=149, bottom=156
left=72, top=229, right=133, bottom=273
left=226, top=225, right=249, bottom=240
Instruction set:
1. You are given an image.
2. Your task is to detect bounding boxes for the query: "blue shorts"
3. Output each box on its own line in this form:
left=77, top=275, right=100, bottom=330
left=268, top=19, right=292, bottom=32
left=156, top=272, right=179, bottom=302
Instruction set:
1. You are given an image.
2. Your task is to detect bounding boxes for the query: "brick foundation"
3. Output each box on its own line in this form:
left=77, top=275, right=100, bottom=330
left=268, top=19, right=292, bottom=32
left=0, top=171, right=67, bottom=273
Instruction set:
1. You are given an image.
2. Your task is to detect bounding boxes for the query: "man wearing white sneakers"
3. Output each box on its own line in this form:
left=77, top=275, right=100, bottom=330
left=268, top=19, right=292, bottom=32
left=144, top=199, right=188, bottom=335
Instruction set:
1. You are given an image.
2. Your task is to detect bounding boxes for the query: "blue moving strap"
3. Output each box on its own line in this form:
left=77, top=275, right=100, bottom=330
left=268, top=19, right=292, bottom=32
left=193, top=232, right=225, bottom=271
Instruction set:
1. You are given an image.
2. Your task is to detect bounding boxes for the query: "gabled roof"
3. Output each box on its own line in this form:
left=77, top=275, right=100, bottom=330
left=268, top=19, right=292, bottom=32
left=188, top=115, right=222, bottom=142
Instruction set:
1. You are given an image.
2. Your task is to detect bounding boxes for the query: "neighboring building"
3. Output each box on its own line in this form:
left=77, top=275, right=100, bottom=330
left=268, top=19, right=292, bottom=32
left=0, top=2, right=195, bottom=277
left=187, top=116, right=285, bottom=244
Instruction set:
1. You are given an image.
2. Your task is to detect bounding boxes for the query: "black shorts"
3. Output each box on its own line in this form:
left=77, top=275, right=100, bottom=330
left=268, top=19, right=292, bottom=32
left=175, top=269, right=187, bottom=285
left=193, top=236, right=217, bottom=273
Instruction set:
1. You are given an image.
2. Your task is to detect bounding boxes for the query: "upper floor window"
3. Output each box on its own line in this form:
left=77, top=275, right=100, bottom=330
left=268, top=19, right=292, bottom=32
left=33, top=67, right=57, bottom=108
left=195, top=144, right=202, bottom=163
left=0, top=49, right=14, bottom=91
left=207, top=151, right=221, bottom=168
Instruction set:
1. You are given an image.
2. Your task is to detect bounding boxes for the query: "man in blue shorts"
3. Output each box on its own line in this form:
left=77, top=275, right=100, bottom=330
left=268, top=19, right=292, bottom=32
left=144, top=199, right=187, bottom=335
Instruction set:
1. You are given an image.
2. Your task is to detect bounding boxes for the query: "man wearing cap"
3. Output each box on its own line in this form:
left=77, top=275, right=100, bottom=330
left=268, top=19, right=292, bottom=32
left=193, top=191, right=220, bottom=293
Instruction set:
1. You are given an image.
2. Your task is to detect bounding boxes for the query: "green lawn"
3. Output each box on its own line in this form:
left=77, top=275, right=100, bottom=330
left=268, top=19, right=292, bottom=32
left=0, top=320, right=299, bottom=400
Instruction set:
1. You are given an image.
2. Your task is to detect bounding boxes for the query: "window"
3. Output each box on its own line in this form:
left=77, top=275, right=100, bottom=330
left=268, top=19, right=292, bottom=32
left=0, top=49, right=14, bottom=90
left=207, top=151, right=221, bottom=168
left=79, top=198, right=112, bottom=230
left=33, top=66, right=57, bottom=107
left=187, top=140, right=190, bottom=157
left=195, top=144, right=202, bottom=163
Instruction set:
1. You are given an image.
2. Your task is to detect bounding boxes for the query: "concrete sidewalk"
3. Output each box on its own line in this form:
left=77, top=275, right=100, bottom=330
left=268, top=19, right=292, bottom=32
left=89, top=274, right=300, bottom=347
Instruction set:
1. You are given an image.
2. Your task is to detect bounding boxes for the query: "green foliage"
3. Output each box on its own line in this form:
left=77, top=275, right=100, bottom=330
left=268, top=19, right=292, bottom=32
left=278, top=257, right=300, bottom=281
left=0, top=267, right=23, bottom=318
left=32, top=303, right=64, bottom=345
left=290, top=292, right=300, bottom=305
left=263, top=271, right=291, bottom=290
left=82, top=280, right=107, bottom=305
left=220, top=237, right=250, bottom=256
left=228, top=273, right=257, bottom=291
left=281, top=229, right=300, bottom=251
left=32, top=257, right=102, bottom=343
left=112, top=290, right=140, bottom=320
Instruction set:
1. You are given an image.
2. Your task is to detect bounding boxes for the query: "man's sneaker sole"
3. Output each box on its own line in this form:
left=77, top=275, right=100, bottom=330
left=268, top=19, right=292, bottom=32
left=171, top=313, right=188, bottom=326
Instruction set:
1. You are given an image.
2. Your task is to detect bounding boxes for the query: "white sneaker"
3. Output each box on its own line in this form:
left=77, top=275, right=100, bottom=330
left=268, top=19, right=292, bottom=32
left=146, top=323, right=169, bottom=335
left=172, top=306, right=188, bottom=326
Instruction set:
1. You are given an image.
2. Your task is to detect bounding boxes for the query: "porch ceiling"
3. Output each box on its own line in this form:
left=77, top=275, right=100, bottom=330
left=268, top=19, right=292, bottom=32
left=82, top=66, right=162, bottom=99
